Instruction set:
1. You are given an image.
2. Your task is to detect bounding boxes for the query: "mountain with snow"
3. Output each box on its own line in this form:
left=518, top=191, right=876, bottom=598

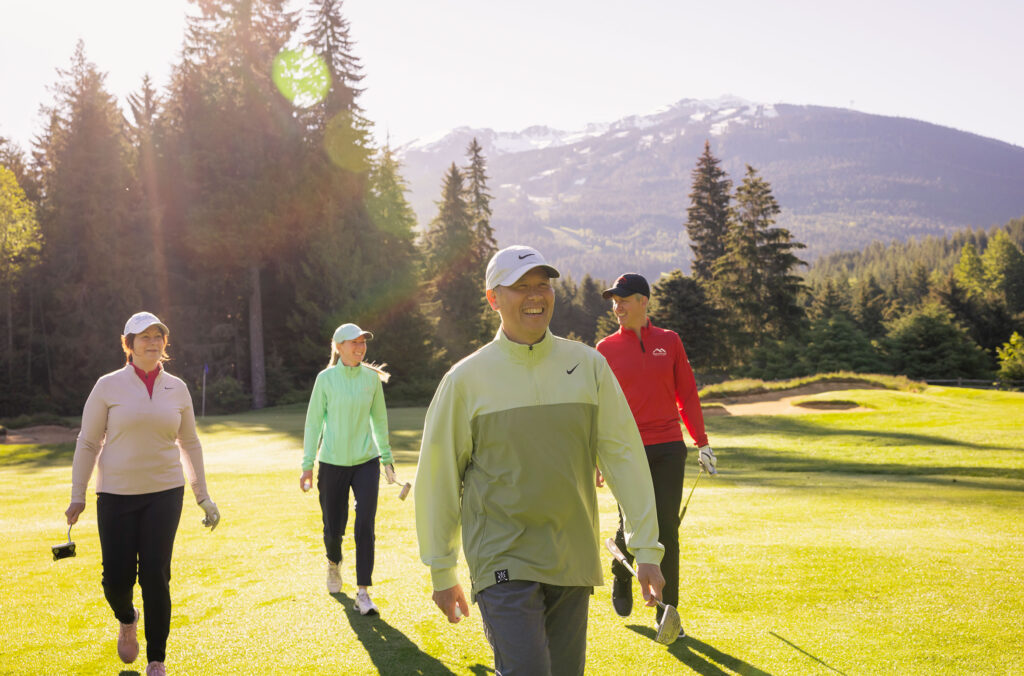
left=397, top=96, right=1024, bottom=282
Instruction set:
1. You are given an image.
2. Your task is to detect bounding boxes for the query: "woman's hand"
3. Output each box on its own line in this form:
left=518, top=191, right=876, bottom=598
left=65, top=502, right=85, bottom=525
left=384, top=464, right=397, bottom=485
left=300, top=470, right=313, bottom=492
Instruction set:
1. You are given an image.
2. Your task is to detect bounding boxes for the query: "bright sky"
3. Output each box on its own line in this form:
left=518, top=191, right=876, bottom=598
left=2, top=0, right=1022, bottom=152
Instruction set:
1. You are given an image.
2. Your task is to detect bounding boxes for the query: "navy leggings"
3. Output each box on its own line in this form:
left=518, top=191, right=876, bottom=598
left=96, top=486, right=183, bottom=664
left=317, top=458, right=380, bottom=586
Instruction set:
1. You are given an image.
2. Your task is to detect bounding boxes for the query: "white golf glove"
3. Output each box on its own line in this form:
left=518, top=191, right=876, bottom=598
left=384, top=464, right=397, bottom=485
left=199, top=498, right=220, bottom=531
left=697, top=445, right=717, bottom=475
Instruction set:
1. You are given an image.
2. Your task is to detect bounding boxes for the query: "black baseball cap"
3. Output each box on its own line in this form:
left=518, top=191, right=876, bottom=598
left=602, top=273, right=650, bottom=299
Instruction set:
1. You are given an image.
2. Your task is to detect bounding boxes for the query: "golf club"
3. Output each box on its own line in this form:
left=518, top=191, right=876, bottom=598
left=52, top=524, right=76, bottom=561
left=679, top=467, right=705, bottom=523
left=605, top=537, right=682, bottom=644
left=382, top=467, right=412, bottom=500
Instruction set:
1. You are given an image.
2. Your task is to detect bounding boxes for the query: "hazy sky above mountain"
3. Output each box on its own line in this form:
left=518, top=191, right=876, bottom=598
left=2, top=0, right=1021, bottom=150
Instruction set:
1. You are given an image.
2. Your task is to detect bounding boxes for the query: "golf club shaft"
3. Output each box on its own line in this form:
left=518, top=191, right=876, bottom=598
left=679, top=467, right=704, bottom=522
left=605, top=538, right=668, bottom=609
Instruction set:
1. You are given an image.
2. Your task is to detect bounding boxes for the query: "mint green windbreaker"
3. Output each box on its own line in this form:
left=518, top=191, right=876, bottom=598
left=302, top=363, right=393, bottom=470
left=415, top=329, right=663, bottom=597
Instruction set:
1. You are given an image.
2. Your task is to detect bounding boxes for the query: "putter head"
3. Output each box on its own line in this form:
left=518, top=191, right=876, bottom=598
left=52, top=541, right=76, bottom=561
left=398, top=482, right=411, bottom=500
left=655, top=604, right=682, bottom=644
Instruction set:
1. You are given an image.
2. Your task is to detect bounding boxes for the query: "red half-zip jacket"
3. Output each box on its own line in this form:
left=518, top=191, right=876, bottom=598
left=596, top=320, right=708, bottom=448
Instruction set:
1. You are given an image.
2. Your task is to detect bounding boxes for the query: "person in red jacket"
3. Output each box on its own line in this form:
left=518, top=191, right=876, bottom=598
left=595, top=273, right=717, bottom=629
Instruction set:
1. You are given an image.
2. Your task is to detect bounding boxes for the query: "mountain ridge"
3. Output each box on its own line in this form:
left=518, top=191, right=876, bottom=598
left=397, top=97, right=1024, bottom=283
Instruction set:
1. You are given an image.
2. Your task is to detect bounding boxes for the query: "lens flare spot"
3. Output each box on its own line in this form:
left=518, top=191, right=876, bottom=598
left=272, top=49, right=330, bottom=107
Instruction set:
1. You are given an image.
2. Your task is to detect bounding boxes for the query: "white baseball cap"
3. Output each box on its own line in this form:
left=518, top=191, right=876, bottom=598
left=333, top=323, right=373, bottom=343
left=123, top=312, right=168, bottom=336
left=485, top=245, right=560, bottom=290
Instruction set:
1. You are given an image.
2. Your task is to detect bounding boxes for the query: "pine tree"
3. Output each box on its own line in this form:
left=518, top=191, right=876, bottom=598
left=648, top=270, right=721, bottom=372
left=0, top=167, right=42, bottom=392
left=685, top=141, right=732, bottom=283
left=304, top=0, right=372, bottom=169
left=34, top=41, right=146, bottom=408
left=982, top=231, right=1024, bottom=314
left=166, top=0, right=303, bottom=408
left=423, top=163, right=484, bottom=364
left=953, top=242, right=986, bottom=298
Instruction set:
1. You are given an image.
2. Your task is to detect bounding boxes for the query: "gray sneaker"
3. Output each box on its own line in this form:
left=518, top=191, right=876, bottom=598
left=326, top=562, right=342, bottom=593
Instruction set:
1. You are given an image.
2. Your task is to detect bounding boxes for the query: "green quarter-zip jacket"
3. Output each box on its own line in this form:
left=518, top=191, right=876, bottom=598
left=302, top=362, right=393, bottom=470
left=416, top=329, right=663, bottom=597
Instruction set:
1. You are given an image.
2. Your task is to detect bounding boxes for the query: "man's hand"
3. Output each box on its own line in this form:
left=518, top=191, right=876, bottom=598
left=300, top=470, right=313, bottom=492
left=698, top=445, right=717, bottom=475
left=198, top=498, right=220, bottom=531
left=595, top=468, right=605, bottom=488
left=384, top=464, right=397, bottom=485
left=636, top=563, right=665, bottom=607
left=65, top=501, right=85, bottom=525
left=432, top=584, right=470, bottom=623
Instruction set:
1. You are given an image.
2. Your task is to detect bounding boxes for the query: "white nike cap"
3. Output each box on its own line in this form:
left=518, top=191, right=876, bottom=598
left=123, top=311, right=169, bottom=336
left=485, top=245, right=561, bottom=290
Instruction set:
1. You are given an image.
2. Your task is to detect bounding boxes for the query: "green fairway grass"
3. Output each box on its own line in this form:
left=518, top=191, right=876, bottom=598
left=2, top=386, right=1022, bottom=674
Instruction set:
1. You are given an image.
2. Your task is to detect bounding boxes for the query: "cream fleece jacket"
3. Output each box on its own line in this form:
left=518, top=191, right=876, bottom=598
left=70, top=365, right=210, bottom=504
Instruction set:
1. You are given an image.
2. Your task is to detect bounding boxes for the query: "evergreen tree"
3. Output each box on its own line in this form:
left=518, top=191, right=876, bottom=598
left=883, top=304, right=992, bottom=379
left=361, top=146, right=437, bottom=393
left=304, top=0, right=372, bottom=170
left=648, top=270, right=721, bottom=372
left=34, top=42, right=147, bottom=409
left=684, top=141, right=731, bottom=283
left=851, top=275, right=888, bottom=339
left=953, top=242, right=986, bottom=298
left=464, top=138, right=497, bottom=272
left=166, top=0, right=303, bottom=408
left=422, top=163, right=484, bottom=364
left=996, top=332, right=1024, bottom=389
left=0, top=166, right=42, bottom=396
left=982, top=231, right=1024, bottom=314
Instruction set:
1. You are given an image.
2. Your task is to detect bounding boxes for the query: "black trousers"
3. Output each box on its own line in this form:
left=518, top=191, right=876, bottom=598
left=613, top=440, right=686, bottom=610
left=318, top=458, right=380, bottom=587
left=96, top=486, right=184, bottom=664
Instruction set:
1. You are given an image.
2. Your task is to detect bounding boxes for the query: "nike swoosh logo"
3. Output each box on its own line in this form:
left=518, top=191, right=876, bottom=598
left=518, top=253, right=535, bottom=260
left=566, top=363, right=579, bottom=374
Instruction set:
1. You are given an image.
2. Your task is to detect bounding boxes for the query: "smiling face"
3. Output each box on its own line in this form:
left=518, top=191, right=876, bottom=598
left=611, top=293, right=648, bottom=332
left=486, top=267, right=555, bottom=345
left=336, top=337, right=367, bottom=367
left=128, top=325, right=168, bottom=371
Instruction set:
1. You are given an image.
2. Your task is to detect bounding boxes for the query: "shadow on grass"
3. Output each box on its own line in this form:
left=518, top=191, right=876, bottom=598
left=118, top=671, right=140, bottom=676
left=769, top=631, right=848, bottom=675
left=331, top=592, right=461, bottom=675
left=723, top=444, right=1024, bottom=487
left=626, top=625, right=772, bottom=675
left=0, top=442, right=75, bottom=468
left=710, top=415, right=1021, bottom=454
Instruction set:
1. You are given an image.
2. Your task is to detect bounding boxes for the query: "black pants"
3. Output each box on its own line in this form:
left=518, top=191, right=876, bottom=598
left=613, top=441, right=686, bottom=610
left=96, top=486, right=184, bottom=664
left=318, top=458, right=380, bottom=587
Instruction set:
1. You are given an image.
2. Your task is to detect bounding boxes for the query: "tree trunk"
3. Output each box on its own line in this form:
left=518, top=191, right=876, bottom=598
left=248, top=263, right=266, bottom=409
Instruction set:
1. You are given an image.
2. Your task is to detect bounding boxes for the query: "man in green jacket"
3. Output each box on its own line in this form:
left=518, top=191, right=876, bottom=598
left=415, top=245, right=665, bottom=676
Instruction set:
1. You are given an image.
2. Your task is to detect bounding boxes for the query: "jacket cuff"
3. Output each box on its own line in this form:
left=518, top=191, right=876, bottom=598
left=633, top=547, right=665, bottom=566
left=431, top=567, right=459, bottom=592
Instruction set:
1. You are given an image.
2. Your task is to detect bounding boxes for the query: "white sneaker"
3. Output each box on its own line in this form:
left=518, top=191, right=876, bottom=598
left=326, top=562, right=342, bottom=593
left=355, top=589, right=379, bottom=615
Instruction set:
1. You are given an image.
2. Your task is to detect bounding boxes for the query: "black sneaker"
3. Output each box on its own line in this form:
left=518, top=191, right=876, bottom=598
left=611, top=575, right=633, bottom=617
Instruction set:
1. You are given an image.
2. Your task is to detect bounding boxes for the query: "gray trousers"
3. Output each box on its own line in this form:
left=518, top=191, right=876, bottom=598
left=476, top=581, right=591, bottom=676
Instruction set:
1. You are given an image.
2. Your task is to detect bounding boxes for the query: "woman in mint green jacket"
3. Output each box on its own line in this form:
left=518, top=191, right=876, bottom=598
left=300, top=323, right=395, bottom=616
